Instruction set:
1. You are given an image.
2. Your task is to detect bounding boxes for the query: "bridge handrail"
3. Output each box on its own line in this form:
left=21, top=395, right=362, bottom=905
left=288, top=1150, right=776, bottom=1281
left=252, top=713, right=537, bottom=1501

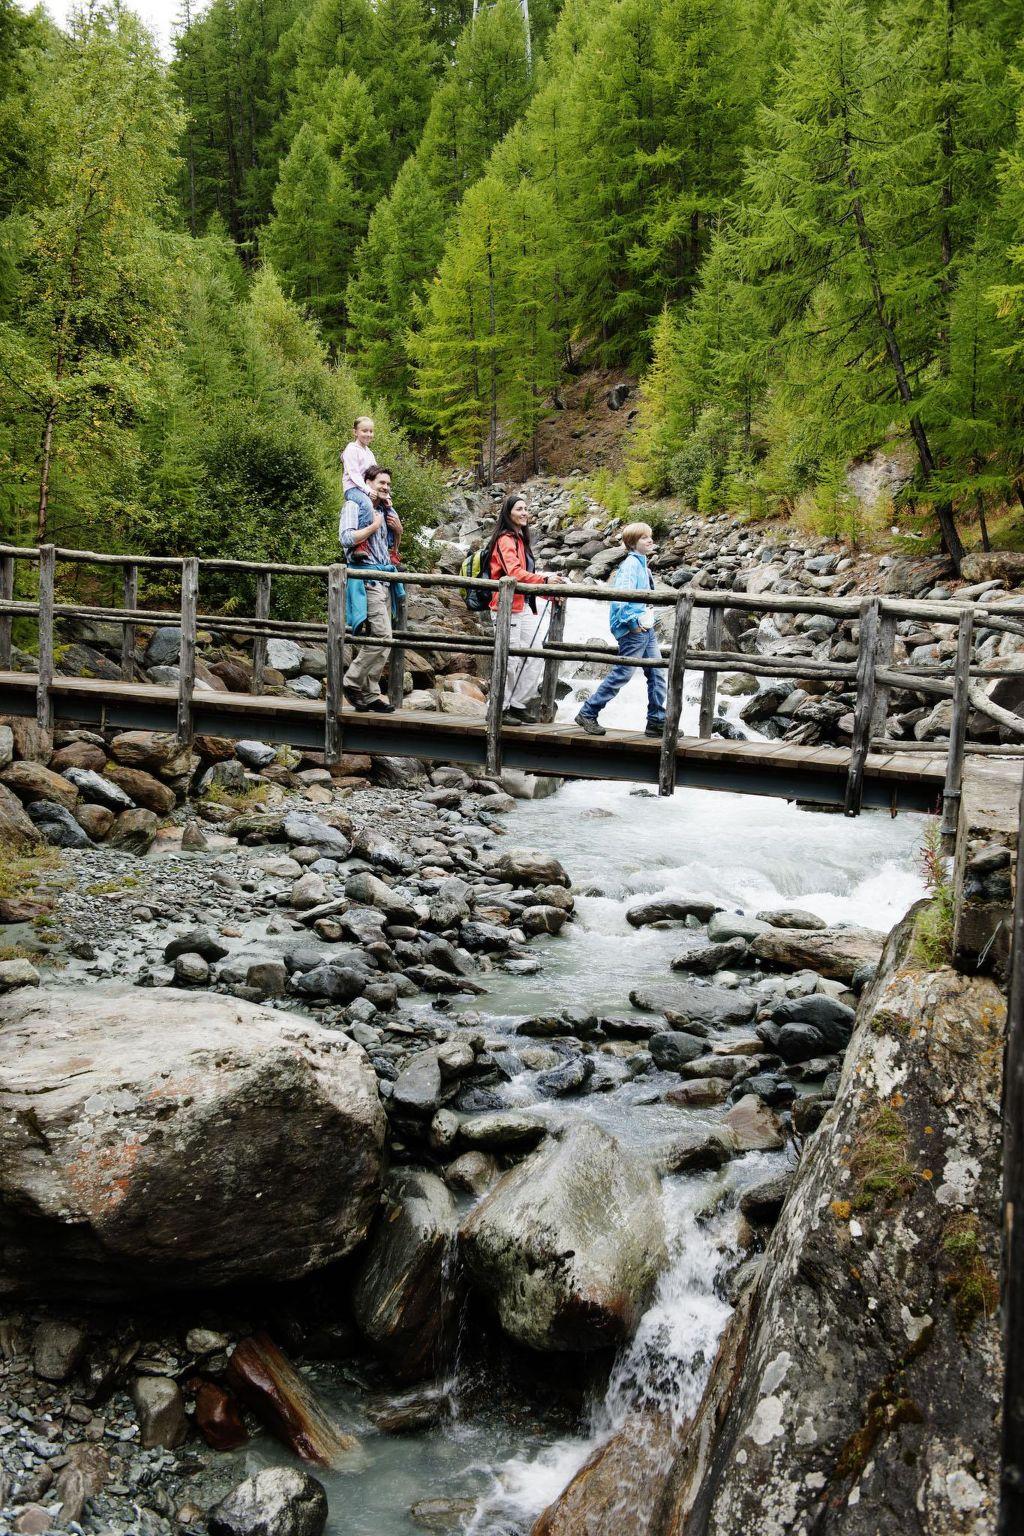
left=1, top=541, right=1023, bottom=814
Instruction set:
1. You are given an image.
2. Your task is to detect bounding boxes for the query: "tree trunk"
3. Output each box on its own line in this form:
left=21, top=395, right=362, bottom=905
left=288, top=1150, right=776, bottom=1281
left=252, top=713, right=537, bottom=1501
left=486, top=237, right=498, bottom=484
left=36, top=402, right=58, bottom=545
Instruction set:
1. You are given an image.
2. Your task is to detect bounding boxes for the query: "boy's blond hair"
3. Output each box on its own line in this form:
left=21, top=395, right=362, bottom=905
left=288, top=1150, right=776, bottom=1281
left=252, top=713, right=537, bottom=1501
left=353, top=415, right=374, bottom=431
left=621, top=522, right=652, bottom=550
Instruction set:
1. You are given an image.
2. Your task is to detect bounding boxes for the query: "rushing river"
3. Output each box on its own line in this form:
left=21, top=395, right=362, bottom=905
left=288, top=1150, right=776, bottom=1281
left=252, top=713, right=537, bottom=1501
left=244, top=600, right=930, bottom=1534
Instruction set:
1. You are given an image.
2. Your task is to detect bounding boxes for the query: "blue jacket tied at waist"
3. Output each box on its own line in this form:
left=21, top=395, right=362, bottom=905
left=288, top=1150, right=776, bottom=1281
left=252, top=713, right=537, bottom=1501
left=345, top=564, right=405, bottom=631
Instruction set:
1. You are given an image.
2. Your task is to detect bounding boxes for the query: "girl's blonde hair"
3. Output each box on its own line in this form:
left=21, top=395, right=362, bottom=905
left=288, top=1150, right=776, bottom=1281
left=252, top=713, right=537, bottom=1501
left=353, top=415, right=374, bottom=432
left=621, top=522, right=653, bottom=549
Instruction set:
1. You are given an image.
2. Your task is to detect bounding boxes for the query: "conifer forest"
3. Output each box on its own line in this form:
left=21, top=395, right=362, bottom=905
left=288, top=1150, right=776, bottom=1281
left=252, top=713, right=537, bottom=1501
left=2, top=0, right=1024, bottom=570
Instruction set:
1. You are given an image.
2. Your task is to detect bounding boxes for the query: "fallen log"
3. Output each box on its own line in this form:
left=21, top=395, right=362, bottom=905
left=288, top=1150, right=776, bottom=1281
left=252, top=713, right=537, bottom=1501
left=226, top=1333, right=358, bottom=1466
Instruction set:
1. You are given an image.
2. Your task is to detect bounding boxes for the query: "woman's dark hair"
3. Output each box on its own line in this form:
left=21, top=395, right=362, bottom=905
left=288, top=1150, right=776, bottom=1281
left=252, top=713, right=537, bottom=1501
left=488, top=492, right=531, bottom=557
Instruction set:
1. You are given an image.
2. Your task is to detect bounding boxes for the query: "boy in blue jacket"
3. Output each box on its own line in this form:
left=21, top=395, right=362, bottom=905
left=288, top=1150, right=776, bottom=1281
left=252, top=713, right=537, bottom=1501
left=575, top=522, right=666, bottom=736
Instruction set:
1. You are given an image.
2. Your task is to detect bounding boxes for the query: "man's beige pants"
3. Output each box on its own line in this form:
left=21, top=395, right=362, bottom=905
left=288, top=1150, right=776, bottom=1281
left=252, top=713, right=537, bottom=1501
left=345, top=583, right=391, bottom=703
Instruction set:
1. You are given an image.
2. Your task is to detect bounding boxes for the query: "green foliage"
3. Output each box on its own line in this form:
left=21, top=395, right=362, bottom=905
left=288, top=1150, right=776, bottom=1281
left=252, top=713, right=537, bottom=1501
left=941, top=1214, right=999, bottom=1328
left=912, top=820, right=955, bottom=967
left=848, top=1103, right=918, bottom=1210
left=583, top=468, right=631, bottom=519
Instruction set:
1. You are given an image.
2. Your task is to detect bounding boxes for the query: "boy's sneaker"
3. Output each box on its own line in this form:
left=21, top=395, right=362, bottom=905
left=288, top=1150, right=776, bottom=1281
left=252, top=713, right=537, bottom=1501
left=646, top=720, right=666, bottom=737
left=575, top=712, right=606, bottom=736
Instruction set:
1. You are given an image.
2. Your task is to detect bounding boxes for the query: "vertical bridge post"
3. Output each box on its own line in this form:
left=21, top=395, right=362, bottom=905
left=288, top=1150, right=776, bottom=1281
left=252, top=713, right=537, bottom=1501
left=539, top=598, right=566, bottom=724
left=1000, top=763, right=1024, bottom=1536
left=120, top=562, right=138, bottom=681
left=388, top=588, right=407, bottom=709
left=659, top=590, right=694, bottom=796
left=698, top=603, right=723, bottom=739
left=0, top=551, right=14, bottom=670
left=485, top=576, right=516, bottom=776
left=940, top=608, right=974, bottom=851
left=869, top=607, right=897, bottom=741
left=36, top=544, right=55, bottom=732
left=844, top=596, right=880, bottom=816
left=176, top=557, right=198, bottom=747
left=325, top=564, right=347, bottom=765
left=252, top=572, right=271, bottom=695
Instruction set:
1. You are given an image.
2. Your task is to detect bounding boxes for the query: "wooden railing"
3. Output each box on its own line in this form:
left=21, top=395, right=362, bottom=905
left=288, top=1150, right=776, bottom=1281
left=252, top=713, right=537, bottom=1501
left=3, top=542, right=1024, bottom=816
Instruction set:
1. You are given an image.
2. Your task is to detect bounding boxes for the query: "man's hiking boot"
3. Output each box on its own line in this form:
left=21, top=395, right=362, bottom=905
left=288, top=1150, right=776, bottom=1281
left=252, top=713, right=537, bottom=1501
left=575, top=712, right=606, bottom=736
left=501, top=710, right=525, bottom=727
left=369, top=698, right=395, bottom=713
left=344, top=687, right=369, bottom=711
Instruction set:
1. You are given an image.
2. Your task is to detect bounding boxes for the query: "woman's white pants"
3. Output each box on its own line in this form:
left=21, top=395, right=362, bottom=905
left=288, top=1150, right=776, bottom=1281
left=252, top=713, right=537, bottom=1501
left=492, top=606, right=548, bottom=711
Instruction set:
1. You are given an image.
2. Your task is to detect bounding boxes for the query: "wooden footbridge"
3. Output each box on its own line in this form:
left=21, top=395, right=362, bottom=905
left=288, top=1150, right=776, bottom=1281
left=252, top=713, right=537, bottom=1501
left=2, top=542, right=1024, bottom=830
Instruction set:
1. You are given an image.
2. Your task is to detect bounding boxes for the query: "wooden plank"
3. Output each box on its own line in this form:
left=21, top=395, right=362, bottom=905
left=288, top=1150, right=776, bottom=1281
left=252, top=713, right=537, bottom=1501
left=120, top=563, right=138, bottom=681
left=176, top=557, right=199, bottom=746
left=325, top=564, right=346, bottom=765
left=0, top=553, right=13, bottom=669
left=485, top=577, right=515, bottom=775
left=388, top=589, right=407, bottom=709
left=539, top=598, right=566, bottom=723
left=940, top=609, right=974, bottom=849
left=844, top=597, right=880, bottom=816
left=659, top=592, right=694, bottom=796
left=698, top=605, right=723, bottom=738
left=36, top=544, right=55, bottom=731
left=252, top=572, right=271, bottom=695
left=869, top=610, right=897, bottom=736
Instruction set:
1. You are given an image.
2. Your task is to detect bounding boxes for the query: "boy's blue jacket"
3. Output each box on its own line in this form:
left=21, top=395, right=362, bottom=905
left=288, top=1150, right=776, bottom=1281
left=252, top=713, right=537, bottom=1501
left=608, top=552, right=653, bottom=639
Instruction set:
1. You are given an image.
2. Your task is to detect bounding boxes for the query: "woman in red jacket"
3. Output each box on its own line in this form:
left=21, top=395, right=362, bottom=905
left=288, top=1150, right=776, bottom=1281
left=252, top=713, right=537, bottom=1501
left=487, top=493, right=562, bottom=724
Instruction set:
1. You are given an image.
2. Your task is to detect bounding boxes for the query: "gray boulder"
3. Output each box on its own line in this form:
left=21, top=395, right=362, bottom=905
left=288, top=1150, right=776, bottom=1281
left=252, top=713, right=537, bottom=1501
left=209, top=1467, right=328, bottom=1536
left=491, top=849, right=572, bottom=889
left=0, top=986, right=385, bottom=1297
left=27, top=800, right=91, bottom=848
left=650, top=1031, right=708, bottom=1071
left=460, top=1122, right=666, bottom=1352
left=671, top=938, right=748, bottom=974
left=283, top=811, right=351, bottom=857
left=707, top=911, right=770, bottom=944
left=391, top=1048, right=444, bottom=1116
left=144, top=627, right=181, bottom=667
left=629, top=982, right=756, bottom=1027
left=353, top=1170, right=459, bottom=1381
left=63, top=767, right=134, bottom=811
left=236, top=740, right=277, bottom=769
left=266, top=638, right=304, bottom=677
left=626, top=897, right=722, bottom=927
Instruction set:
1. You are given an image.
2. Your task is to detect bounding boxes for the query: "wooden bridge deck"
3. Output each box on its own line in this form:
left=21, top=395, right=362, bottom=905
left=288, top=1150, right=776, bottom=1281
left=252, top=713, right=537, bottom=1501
left=0, top=670, right=948, bottom=811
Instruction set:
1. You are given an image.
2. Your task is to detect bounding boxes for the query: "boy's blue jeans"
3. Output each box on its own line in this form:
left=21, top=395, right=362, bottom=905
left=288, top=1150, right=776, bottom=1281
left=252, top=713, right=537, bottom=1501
left=579, top=626, right=666, bottom=725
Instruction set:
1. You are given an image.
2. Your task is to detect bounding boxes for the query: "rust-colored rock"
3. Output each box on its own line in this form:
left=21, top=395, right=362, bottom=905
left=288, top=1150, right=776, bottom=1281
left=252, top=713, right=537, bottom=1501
left=226, top=1333, right=358, bottom=1466
left=108, top=730, right=192, bottom=779
left=50, top=742, right=107, bottom=774
left=532, top=1411, right=675, bottom=1536
left=0, top=761, right=79, bottom=811
left=75, top=804, right=115, bottom=841
left=0, top=717, right=52, bottom=763
left=0, top=782, right=41, bottom=845
left=193, top=734, right=236, bottom=763
left=103, top=764, right=176, bottom=814
left=190, top=1379, right=249, bottom=1451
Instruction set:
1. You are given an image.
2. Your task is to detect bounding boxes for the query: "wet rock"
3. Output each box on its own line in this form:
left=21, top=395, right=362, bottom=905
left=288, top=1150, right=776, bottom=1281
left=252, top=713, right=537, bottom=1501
left=738, top=1169, right=794, bottom=1225
left=770, top=993, right=856, bottom=1039
left=0, top=987, right=385, bottom=1296
left=626, top=897, right=723, bottom=927
left=630, top=983, right=756, bottom=1028
left=459, top=1112, right=547, bottom=1152
left=665, top=1077, right=732, bottom=1106
left=289, top=960, right=374, bottom=1002
left=227, top=1334, right=357, bottom=1466
left=131, top=1374, right=188, bottom=1448
left=409, top=1496, right=477, bottom=1532
left=755, top=907, right=827, bottom=930
left=33, top=1318, right=87, bottom=1381
left=192, top=1378, right=249, bottom=1450
left=209, top=1466, right=328, bottom=1536
left=64, top=766, right=134, bottom=810
left=0, top=958, right=40, bottom=993
left=723, top=1093, right=785, bottom=1151
left=444, top=1150, right=498, bottom=1196
left=1, top=759, right=78, bottom=810
left=392, top=1049, right=443, bottom=1116
left=461, top=1122, right=666, bottom=1351
left=103, top=764, right=176, bottom=814
left=750, top=924, right=884, bottom=982
left=107, top=806, right=160, bottom=853
left=491, top=848, right=571, bottom=889
left=353, top=1170, right=459, bottom=1381
left=164, top=928, right=230, bottom=963
left=522, top=904, right=569, bottom=936
left=649, top=1030, right=708, bottom=1071
left=535, top=1055, right=595, bottom=1097
left=706, top=911, right=769, bottom=943
left=671, top=937, right=747, bottom=974
left=658, top=1128, right=736, bottom=1174
left=27, top=798, right=92, bottom=847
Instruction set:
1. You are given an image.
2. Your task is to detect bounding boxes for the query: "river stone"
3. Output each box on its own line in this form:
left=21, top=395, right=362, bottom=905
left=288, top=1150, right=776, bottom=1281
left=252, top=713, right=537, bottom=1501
left=750, top=925, right=885, bottom=983
left=665, top=1077, right=732, bottom=1107
left=459, top=1112, right=547, bottom=1151
left=723, top=1093, right=785, bottom=1152
left=33, top=1319, right=87, bottom=1381
left=1, top=760, right=79, bottom=810
left=649, top=1031, right=707, bottom=1071
left=755, top=908, right=827, bottom=931
left=144, top=627, right=181, bottom=667
left=236, top=740, right=277, bottom=770
left=283, top=810, right=351, bottom=857
left=460, top=1122, right=666, bottom=1352
left=626, top=897, right=723, bottom=927
left=738, top=1169, right=794, bottom=1225
left=444, top=1151, right=498, bottom=1197
left=353, top=1170, right=459, bottom=1381
left=491, top=849, right=571, bottom=889
left=630, top=983, right=756, bottom=1028
left=0, top=959, right=40, bottom=993
left=770, top=994, right=856, bottom=1049
left=707, top=911, right=770, bottom=944
left=108, top=730, right=192, bottom=778
left=63, top=766, right=134, bottom=811
left=164, top=928, right=230, bottom=963
left=0, top=781, right=41, bottom=843
left=351, top=825, right=414, bottom=875
left=75, top=803, right=114, bottom=841
left=27, top=800, right=92, bottom=848
left=131, top=1375, right=188, bottom=1448
left=535, top=1055, right=595, bottom=1097
left=106, top=807, right=159, bottom=853
left=392, top=1048, right=443, bottom=1116
left=346, top=871, right=419, bottom=924
left=209, top=1467, right=328, bottom=1536
left=522, top=905, right=569, bottom=936
left=103, top=764, right=176, bottom=814
left=289, top=960, right=374, bottom=1003
left=671, top=938, right=748, bottom=974
left=0, top=986, right=385, bottom=1297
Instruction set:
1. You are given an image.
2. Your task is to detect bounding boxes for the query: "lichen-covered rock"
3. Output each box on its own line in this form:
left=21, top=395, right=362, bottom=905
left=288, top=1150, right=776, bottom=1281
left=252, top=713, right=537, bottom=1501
left=460, top=1122, right=666, bottom=1352
left=749, top=924, right=884, bottom=983
left=0, top=986, right=385, bottom=1297
left=209, top=1467, right=328, bottom=1536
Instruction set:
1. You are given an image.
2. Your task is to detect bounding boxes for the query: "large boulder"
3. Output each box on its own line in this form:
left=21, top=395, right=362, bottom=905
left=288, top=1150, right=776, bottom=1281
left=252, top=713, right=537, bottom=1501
left=108, top=730, right=192, bottom=779
left=460, top=1122, right=666, bottom=1352
left=0, top=760, right=78, bottom=811
left=629, top=982, right=756, bottom=1027
left=103, top=764, right=176, bottom=814
left=209, top=1467, right=328, bottom=1536
left=352, top=1170, right=459, bottom=1381
left=0, top=781, right=41, bottom=844
left=0, top=986, right=385, bottom=1298
left=749, top=925, right=884, bottom=983
left=491, top=849, right=572, bottom=889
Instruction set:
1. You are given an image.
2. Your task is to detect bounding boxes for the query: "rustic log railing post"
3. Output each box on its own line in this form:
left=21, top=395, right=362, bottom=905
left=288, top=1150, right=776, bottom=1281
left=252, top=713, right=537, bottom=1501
left=485, top=576, right=515, bottom=776
left=698, top=604, right=723, bottom=738
left=869, top=608, right=897, bottom=738
left=252, top=572, right=271, bottom=695
left=36, top=544, right=55, bottom=731
left=659, top=590, right=694, bottom=797
left=388, top=589, right=407, bottom=709
left=940, top=608, right=975, bottom=851
left=0, top=551, right=14, bottom=669
left=176, top=557, right=198, bottom=747
left=325, top=564, right=347, bottom=765
left=1000, top=764, right=1024, bottom=1536
left=843, top=596, right=880, bottom=817
left=539, top=599, right=566, bottom=723
left=120, top=562, right=138, bottom=681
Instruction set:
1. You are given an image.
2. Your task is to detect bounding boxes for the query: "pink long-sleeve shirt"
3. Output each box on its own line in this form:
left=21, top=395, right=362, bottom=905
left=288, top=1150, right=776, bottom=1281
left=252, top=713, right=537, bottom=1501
left=342, top=440, right=377, bottom=494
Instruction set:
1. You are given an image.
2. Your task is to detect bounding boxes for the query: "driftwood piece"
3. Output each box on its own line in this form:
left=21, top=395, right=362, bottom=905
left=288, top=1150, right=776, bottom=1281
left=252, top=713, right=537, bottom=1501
left=226, top=1332, right=358, bottom=1466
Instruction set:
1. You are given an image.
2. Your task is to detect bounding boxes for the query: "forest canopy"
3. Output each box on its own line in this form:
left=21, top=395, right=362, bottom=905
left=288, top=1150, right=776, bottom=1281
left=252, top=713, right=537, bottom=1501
left=2, top=0, right=1024, bottom=568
